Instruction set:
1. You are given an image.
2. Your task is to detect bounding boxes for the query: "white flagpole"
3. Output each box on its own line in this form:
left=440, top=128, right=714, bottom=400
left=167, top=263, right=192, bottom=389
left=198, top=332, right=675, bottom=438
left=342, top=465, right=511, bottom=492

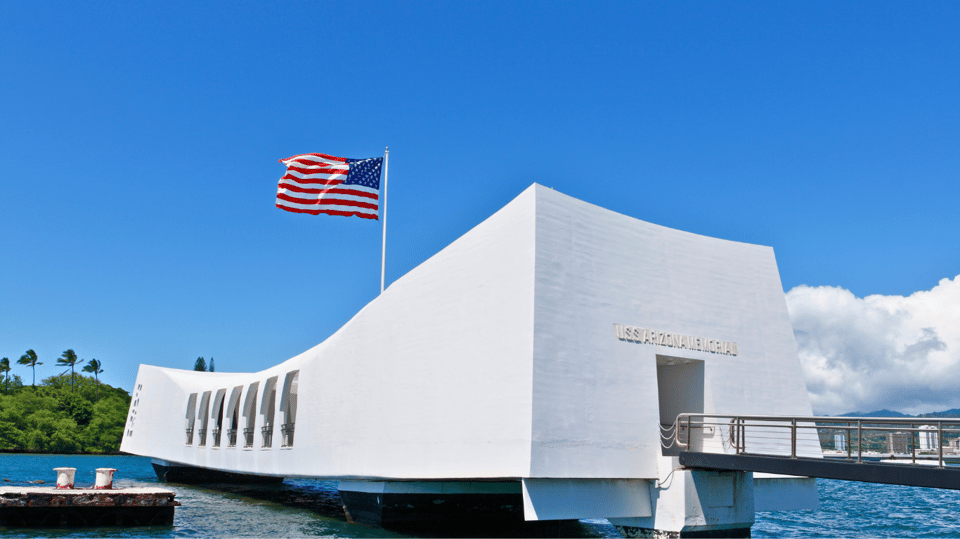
left=380, top=147, right=389, bottom=294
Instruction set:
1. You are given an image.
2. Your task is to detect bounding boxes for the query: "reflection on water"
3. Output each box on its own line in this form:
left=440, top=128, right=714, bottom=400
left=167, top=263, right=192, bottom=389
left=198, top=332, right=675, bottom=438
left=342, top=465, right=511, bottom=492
left=5, top=454, right=960, bottom=537
left=208, top=479, right=617, bottom=538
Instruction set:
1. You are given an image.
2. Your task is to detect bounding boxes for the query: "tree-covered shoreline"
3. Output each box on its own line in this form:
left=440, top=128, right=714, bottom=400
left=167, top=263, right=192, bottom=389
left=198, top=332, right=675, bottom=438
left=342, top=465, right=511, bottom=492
left=0, top=374, right=130, bottom=454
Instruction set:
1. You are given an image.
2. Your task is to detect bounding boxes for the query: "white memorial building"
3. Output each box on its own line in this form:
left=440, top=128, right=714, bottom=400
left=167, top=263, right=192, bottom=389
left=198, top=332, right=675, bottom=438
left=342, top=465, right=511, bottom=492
left=121, top=184, right=820, bottom=536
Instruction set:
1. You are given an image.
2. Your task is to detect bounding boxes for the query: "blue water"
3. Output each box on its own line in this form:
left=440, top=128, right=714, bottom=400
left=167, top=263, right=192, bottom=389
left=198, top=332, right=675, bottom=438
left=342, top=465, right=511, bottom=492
left=0, top=454, right=393, bottom=538
left=754, top=478, right=960, bottom=538
left=2, top=454, right=959, bottom=537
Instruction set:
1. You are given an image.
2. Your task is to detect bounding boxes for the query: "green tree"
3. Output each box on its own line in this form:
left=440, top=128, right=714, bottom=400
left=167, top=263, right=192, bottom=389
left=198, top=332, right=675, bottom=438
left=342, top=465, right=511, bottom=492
left=50, top=418, right=81, bottom=453
left=194, top=357, right=206, bottom=371
left=209, top=357, right=215, bottom=372
left=17, top=349, right=42, bottom=386
left=25, top=429, right=49, bottom=452
left=0, top=373, right=130, bottom=453
left=58, top=391, right=93, bottom=426
left=11, top=390, right=58, bottom=421
left=0, top=369, right=131, bottom=453
left=0, top=421, right=25, bottom=450
left=6, top=374, right=23, bottom=392
left=0, top=357, right=10, bottom=391
left=58, top=349, right=80, bottom=391
left=28, top=409, right=59, bottom=439
left=83, top=396, right=128, bottom=452
left=82, top=358, right=104, bottom=399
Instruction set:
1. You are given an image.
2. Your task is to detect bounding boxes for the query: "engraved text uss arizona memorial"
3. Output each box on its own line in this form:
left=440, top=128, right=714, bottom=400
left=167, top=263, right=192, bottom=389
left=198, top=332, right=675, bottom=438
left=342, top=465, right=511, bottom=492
left=613, top=324, right=738, bottom=356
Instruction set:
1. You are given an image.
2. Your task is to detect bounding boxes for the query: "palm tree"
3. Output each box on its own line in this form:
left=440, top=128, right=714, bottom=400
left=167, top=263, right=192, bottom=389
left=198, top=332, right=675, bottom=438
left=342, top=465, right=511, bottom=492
left=83, top=358, right=104, bottom=399
left=58, top=349, right=79, bottom=391
left=17, top=349, right=41, bottom=387
left=0, top=357, right=9, bottom=391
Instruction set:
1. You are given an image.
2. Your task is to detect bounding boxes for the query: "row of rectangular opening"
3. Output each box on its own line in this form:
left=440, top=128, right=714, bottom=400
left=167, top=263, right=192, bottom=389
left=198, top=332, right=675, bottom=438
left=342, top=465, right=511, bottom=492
left=184, top=370, right=298, bottom=449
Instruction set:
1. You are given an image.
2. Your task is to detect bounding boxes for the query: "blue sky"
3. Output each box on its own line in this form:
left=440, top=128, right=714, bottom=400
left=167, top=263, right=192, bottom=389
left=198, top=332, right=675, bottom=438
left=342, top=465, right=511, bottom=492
left=1, top=2, right=958, bottom=412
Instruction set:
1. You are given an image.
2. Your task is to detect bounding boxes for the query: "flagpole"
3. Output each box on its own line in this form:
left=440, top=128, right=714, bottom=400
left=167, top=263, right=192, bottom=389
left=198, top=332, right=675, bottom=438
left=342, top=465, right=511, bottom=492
left=380, top=147, right=389, bottom=294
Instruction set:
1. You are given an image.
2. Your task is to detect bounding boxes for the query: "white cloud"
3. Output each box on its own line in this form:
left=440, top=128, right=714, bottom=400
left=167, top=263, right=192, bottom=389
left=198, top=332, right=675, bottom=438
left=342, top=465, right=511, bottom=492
left=785, top=275, right=960, bottom=416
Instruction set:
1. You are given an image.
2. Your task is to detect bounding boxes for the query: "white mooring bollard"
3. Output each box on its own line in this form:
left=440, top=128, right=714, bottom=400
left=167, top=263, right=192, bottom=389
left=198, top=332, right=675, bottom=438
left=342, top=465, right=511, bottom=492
left=95, top=468, right=117, bottom=489
left=53, top=467, right=76, bottom=489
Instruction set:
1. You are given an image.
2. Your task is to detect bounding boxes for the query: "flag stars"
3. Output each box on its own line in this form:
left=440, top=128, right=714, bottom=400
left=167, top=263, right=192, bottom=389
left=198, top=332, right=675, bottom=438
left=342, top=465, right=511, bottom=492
left=345, top=157, right=383, bottom=190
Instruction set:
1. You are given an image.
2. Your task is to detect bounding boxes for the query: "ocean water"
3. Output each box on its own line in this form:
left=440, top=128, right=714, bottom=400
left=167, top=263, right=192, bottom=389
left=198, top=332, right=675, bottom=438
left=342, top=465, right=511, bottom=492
left=2, top=454, right=959, bottom=537
left=0, top=454, right=390, bottom=538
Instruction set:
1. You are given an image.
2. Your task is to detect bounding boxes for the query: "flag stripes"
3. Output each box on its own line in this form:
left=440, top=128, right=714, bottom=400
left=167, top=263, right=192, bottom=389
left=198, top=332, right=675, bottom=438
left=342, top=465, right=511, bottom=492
left=276, top=193, right=378, bottom=210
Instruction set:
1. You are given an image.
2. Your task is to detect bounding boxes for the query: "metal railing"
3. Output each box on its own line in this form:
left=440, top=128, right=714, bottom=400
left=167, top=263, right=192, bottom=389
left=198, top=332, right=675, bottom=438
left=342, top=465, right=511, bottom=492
left=664, top=414, right=960, bottom=468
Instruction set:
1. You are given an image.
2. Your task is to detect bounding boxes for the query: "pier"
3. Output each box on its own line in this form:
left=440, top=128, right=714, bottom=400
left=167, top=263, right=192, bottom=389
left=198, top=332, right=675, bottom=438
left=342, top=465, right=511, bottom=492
left=0, top=486, right=179, bottom=527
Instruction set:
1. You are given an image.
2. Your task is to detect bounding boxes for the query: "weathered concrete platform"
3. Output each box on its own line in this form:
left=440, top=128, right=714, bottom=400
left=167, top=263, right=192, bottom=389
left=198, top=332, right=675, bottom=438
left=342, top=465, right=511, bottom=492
left=0, top=487, right=179, bottom=528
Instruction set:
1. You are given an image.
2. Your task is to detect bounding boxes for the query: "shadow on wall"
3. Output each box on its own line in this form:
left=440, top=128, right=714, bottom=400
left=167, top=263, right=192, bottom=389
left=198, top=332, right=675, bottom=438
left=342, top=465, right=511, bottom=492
left=182, top=370, right=299, bottom=452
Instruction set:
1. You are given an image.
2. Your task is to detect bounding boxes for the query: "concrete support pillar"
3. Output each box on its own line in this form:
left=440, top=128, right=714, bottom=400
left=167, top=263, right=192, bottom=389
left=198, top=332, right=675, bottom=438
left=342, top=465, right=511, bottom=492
left=609, top=457, right=754, bottom=538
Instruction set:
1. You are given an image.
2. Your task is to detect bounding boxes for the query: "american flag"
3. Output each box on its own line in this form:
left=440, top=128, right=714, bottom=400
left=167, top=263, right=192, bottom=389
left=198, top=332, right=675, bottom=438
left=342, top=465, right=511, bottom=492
left=276, top=153, right=383, bottom=220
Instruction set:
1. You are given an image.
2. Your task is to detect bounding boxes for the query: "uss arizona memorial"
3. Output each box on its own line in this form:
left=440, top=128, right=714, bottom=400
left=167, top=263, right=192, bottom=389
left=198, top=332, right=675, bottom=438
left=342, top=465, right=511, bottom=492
left=121, top=184, right=821, bottom=536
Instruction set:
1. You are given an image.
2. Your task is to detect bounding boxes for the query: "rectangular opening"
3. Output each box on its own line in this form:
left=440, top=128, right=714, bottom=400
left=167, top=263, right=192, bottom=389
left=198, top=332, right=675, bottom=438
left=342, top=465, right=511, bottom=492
left=657, top=355, right=705, bottom=456
left=243, top=382, right=259, bottom=448
left=197, top=391, right=211, bottom=446
left=225, top=386, right=243, bottom=447
left=211, top=388, right=226, bottom=447
left=279, top=370, right=299, bottom=447
left=260, top=376, right=278, bottom=448
left=185, top=393, right=198, bottom=445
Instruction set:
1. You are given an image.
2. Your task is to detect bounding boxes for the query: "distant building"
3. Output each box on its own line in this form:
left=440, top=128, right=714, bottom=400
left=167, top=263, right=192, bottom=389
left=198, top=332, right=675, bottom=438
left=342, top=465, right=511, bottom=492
left=888, top=432, right=910, bottom=454
left=919, top=425, right=939, bottom=451
left=834, top=433, right=846, bottom=451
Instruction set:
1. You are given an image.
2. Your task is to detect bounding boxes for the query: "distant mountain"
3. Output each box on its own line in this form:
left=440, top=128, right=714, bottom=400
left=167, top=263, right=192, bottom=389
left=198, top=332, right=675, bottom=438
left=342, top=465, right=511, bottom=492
left=834, top=408, right=960, bottom=419
left=917, top=409, right=960, bottom=419
left=837, top=409, right=913, bottom=418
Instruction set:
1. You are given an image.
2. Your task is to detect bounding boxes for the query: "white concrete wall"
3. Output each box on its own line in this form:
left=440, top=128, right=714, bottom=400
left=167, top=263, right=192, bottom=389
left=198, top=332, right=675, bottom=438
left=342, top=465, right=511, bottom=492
left=307, top=187, right=537, bottom=479
left=122, top=186, right=537, bottom=479
left=122, top=183, right=819, bottom=489
left=529, top=186, right=818, bottom=481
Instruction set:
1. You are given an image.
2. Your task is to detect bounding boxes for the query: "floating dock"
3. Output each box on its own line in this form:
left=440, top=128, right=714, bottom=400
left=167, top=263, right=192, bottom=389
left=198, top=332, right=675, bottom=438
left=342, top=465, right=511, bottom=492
left=0, top=487, right=179, bottom=528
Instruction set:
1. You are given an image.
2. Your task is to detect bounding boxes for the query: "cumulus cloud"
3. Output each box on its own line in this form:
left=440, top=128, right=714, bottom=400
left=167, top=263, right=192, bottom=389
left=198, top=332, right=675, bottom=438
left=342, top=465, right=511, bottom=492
left=786, top=275, right=960, bottom=416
